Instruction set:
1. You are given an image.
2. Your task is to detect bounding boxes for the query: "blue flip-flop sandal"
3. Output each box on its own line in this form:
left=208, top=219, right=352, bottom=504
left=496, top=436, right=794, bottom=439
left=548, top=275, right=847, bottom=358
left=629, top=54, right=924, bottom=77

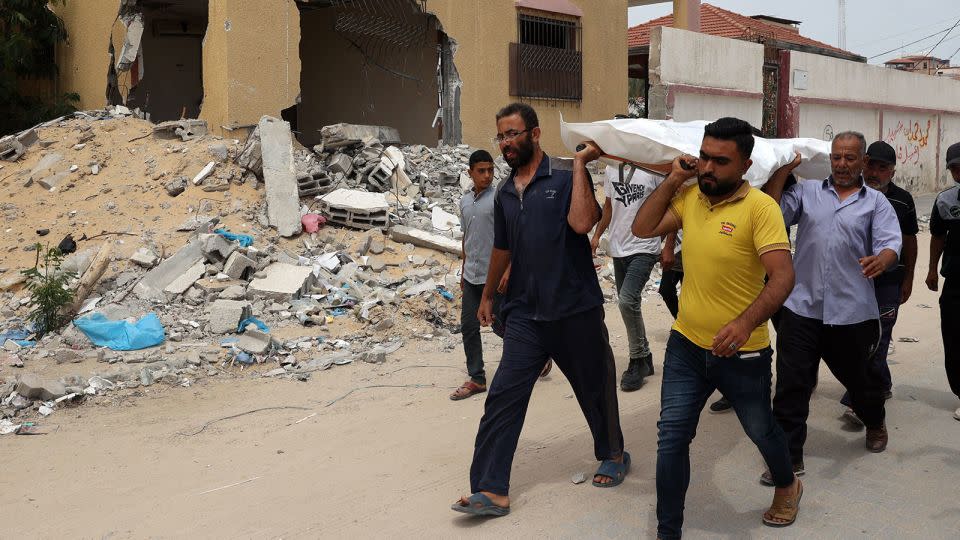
left=592, top=451, right=631, bottom=488
left=451, top=493, right=511, bottom=517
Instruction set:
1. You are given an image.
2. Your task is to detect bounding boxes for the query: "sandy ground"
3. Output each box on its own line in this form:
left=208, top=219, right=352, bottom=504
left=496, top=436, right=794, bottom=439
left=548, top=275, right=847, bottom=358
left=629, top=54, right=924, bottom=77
left=1, top=232, right=958, bottom=539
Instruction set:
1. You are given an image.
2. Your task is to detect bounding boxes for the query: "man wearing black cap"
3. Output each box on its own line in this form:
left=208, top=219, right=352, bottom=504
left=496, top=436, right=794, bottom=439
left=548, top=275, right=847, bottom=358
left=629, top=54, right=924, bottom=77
left=926, top=142, right=960, bottom=422
left=840, top=141, right=918, bottom=425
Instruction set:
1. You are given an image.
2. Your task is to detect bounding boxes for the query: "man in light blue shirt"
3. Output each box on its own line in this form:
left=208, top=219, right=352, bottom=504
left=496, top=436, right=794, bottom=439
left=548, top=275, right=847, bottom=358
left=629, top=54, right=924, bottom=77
left=763, top=131, right=902, bottom=474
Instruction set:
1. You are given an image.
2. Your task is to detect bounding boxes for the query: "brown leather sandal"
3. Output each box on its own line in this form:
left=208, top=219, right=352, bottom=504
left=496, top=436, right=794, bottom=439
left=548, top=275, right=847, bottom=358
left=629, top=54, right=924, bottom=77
left=539, top=359, right=553, bottom=378
left=450, top=381, right=486, bottom=401
left=762, top=478, right=803, bottom=527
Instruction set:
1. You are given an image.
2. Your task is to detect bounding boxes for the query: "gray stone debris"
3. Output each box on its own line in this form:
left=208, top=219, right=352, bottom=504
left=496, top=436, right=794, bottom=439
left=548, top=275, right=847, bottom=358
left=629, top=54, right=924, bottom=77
left=237, top=325, right=272, bottom=354
left=207, top=299, right=252, bottom=334
left=153, top=119, right=208, bottom=141
left=222, top=251, right=257, bottom=280
left=320, top=123, right=401, bottom=149
left=134, top=239, right=205, bottom=301
left=165, top=176, right=188, bottom=197
left=218, top=285, right=247, bottom=300
left=248, top=263, right=316, bottom=301
left=318, top=188, right=390, bottom=230
left=129, top=247, right=159, bottom=268
left=163, top=261, right=206, bottom=297
left=199, top=233, right=237, bottom=263
left=259, top=116, right=302, bottom=237
left=389, top=225, right=461, bottom=256
left=16, top=374, right=66, bottom=401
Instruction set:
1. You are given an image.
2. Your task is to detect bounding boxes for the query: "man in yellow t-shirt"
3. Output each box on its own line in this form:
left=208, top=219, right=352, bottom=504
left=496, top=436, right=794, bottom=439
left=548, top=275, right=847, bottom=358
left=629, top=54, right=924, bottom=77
left=630, top=117, right=801, bottom=539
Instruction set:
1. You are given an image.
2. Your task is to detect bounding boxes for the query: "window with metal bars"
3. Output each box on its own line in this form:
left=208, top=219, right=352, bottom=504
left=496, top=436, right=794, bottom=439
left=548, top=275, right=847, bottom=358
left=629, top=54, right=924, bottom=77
left=510, top=13, right=582, bottom=101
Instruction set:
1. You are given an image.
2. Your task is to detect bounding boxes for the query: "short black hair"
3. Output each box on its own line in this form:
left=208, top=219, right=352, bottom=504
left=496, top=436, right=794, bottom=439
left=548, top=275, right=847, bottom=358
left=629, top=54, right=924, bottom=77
left=704, top=117, right=755, bottom=159
left=469, top=149, right=494, bottom=168
left=496, top=102, right=539, bottom=130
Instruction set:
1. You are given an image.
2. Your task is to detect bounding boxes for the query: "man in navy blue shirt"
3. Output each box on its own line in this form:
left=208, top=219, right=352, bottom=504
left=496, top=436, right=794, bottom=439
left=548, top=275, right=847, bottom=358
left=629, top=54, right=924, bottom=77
left=452, top=103, right=627, bottom=517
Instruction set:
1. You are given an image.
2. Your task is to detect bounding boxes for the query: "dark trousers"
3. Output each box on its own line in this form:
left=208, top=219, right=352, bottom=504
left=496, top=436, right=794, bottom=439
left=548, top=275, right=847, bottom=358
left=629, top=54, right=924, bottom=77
left=656, top=331, right=793, bottom=540
left=659, top=256, right=684, bottom=319
left=943, top=279, right=960, bottom=398
left=841, top=280, right=899, bottom=405
left=773, top=308, right=883, bottom=465
left=469, top=307, right=623, bottom=495
left=460, top=282, right=502, bottom=385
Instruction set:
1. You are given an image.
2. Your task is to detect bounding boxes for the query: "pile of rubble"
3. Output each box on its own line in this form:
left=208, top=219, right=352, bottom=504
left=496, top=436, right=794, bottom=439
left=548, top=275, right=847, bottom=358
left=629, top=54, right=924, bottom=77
left=0, top=110, right=521, bottom=432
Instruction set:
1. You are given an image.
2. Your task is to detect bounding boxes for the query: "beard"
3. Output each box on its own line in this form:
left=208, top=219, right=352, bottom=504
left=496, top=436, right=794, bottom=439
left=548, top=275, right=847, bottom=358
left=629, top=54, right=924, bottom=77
left=502, top=136, right=534, bottom=169
left=833, top=174, right=860, bottom=188
left=698, top=174, right=740, bottom=197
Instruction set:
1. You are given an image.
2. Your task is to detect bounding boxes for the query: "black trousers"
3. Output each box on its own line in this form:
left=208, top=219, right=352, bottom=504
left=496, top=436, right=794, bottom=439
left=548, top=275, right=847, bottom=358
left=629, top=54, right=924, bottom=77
left=773, top=308, right=883, bottom=464
left=943, top=279, right=960, bottom=398
left=469, top=306, right=623, bottom=495
left=460, top=282, right=502, bottom=385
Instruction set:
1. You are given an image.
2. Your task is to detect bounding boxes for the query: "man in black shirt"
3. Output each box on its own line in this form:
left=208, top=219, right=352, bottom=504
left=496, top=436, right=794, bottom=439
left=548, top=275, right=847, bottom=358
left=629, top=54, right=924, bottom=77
left=452, top=103, right=627, bottom=517
left=841, top=141, right=919, bottom=424
left=927, top=142, right=960, bottom=422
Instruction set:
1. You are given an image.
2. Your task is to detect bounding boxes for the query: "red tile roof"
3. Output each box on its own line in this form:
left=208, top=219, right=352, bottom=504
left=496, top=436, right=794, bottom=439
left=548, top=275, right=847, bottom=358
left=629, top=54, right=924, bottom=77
left=628, top=3, right=858, bottom=58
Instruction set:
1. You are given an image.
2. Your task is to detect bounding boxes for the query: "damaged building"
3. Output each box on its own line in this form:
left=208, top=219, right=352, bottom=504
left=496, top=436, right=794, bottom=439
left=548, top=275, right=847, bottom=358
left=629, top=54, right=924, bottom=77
left=53, top=0, right=628, bottom=155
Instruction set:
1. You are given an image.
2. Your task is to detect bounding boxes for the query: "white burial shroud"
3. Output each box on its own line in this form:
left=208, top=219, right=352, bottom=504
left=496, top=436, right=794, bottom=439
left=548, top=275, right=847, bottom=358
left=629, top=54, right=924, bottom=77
left=560, top=116, right=832, bottom=187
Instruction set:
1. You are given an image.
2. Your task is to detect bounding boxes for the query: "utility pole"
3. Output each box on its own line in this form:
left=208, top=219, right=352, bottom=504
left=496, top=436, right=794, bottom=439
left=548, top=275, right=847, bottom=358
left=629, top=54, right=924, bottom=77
left=838, top=0, right=847, bottom=49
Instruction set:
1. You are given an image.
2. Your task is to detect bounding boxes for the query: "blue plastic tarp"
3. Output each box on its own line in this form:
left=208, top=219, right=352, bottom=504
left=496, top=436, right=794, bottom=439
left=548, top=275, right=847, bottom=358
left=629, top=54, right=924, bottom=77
left=237, top=317, right=269, bottom=333
left=214, top=229, right=254, bottom=248
left=73, top=313, right=166, bottom=351
left=0, top=328, right=35, bottom=348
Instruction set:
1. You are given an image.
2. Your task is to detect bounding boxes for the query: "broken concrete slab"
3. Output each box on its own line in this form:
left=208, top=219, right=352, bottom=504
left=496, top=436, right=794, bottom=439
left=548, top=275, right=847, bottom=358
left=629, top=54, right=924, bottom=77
left=129, top=247, right=159, bottom=268
left=37, top=171, right=70, bottom=190
left=222, top=251, right=257, bottom=280
left=247, top=263, right=316, bottom=301
left=320, top=123, right=401, bottom=149
left=153, top=119, right=208, bottom=141
left=318, top=188, right=390, bottom=230
left=389, top=225, right=461, bottom=256
left=327, top=153, right=353, bottom=176
left=218, top=285, right=247, bottom=300
left=237, top=326, right=272, bottom=354
left=259, top=116, right=302, bottom=237
left=134, top=240, right=205, bottom=302
left=163, top=261, right=206, bottom=296
left=30, top=153, right=63, bottom=180
left=199, top=233, right=237, bottom=263
left=402, top=278, right=438, bottom=297
left=207, top=300, right=252, bottom=334
left=16, top=374, right=67, bottom=401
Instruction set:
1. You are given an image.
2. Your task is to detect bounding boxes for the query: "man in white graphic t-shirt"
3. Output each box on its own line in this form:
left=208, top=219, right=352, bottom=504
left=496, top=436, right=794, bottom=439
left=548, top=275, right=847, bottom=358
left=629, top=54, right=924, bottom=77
left=591, top=163, right=666, bottom=390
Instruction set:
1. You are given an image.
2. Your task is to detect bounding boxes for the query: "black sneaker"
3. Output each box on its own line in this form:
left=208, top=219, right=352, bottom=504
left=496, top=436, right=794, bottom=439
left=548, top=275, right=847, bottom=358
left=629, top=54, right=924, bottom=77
left=641, top=354, right=655, bottom=377
left=708, top=397, right=732, bottom=413
left=620, top=358, right=645, bottom=391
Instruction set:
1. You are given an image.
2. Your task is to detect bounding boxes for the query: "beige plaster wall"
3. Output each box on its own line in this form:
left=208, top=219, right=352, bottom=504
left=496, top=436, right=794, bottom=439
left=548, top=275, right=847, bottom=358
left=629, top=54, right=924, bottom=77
left=428, top=0, right=629, bottom=156
left=54, top=0, right=120, bottom=111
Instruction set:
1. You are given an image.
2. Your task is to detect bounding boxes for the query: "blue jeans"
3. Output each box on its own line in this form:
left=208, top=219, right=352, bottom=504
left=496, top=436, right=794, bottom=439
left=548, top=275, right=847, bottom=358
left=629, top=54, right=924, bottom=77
left=613, top=253, right=657, bottom=359
left=657, top=331, right=793, bottom=540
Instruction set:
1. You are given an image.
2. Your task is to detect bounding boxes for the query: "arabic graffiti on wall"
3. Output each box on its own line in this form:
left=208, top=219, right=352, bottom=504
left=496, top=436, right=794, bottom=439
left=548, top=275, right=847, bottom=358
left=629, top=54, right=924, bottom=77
left=884, top=118, right=931, bottom=166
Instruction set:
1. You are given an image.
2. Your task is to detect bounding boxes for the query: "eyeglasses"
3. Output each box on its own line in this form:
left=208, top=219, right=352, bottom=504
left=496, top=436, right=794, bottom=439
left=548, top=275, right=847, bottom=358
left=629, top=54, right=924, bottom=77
left=492, top=129, right=530, bottom=144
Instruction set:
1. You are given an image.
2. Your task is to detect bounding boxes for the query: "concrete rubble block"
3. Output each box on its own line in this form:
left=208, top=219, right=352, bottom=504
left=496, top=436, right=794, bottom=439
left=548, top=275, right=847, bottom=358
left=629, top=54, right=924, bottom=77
left=218, top=285, right=247, bottom=300
left=37, top=171, right=70, bottom=191
left=402, top=278, right=437, bottom=297
left=259, top=116, right=302, bottom=237
left=0, top=136, right=26, bottom=162
left=208, top=143, right=229, bottom=162
left=30, top=153, right=64, bottom=180
left=165, top=176, right=188, bottom=197
left=163, top=261, right=206, bottom=297
left=320, top=123, right=401, bottom=149
left=248, top=263, right=316, bottom=301
left=129, top=247, right=159, bottom=268
left=153, top=119, right=208, bottom=141
left=318, top=188, right=390, bottom=230
left=195, top=277, right=245, bottom=292
left=296, top=170, right=331, bottom=198
left=192, top=161, right=217, bottom=186
left=389, top=225, right=461, bottom=256
left=327, top=153, right=353, bottom=176
left=16, top=374, right=66, bottom=401
left=222, top=251, right=257, bottom=280
left=236, top=125, right=262, bottom=176
left=199, top=233, right=237, bottom=263
left=134, top=240, right=205, bottom=301
left=237, top=326, right=272, bottom=354
left=206, top=299, right=252, bottom=334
